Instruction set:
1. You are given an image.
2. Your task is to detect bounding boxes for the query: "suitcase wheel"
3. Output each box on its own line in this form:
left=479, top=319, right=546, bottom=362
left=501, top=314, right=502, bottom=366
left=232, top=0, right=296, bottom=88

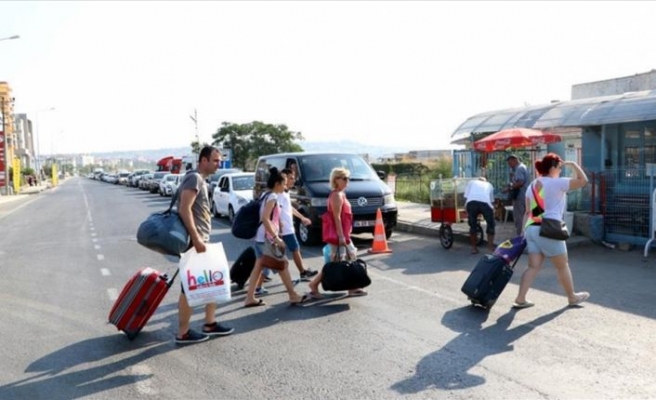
left=125, top=330, right=140, bottom=340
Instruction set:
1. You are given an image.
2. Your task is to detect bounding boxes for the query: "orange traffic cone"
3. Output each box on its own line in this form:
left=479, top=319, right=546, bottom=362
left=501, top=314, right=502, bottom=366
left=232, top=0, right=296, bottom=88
left=368, top=208, right=393, bottom=254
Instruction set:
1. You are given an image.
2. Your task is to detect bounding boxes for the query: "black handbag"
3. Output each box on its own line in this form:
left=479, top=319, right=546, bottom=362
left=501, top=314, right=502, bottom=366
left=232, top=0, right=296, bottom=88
left=530, top=182, right=570, bottom=241
left=321, top=258, right=371, bottom=292
left=539, top=218, right=570, bottom=241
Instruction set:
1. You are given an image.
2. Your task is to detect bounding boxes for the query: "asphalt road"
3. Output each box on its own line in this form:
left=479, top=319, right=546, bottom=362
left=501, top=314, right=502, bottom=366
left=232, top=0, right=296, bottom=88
left=1, top=177, right=655, bottom=399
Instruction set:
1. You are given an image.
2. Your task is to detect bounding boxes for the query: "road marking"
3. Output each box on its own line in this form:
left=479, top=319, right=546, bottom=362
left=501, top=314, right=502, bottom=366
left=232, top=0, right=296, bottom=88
left=367, top=269, right=454, bottom=303
left=101, top=268, right=110, bottom=276
left=91, top=233, right=97, bottom=237
left=92, top=238, right=98, bottom=243
left=130, top=365, right=156, bottom=395
left=90, top=226, right=95, bottom=231
left=0, top=196, right=42, bottom=221
left=97, top=254, right=104, bottom=261
left=107, top=288, right=118, bottom=301
left=94, top=244, right=101, bottom=250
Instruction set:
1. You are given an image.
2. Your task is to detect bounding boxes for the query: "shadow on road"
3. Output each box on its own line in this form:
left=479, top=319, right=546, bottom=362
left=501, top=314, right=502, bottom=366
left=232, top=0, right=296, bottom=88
left=0, top=335, right=172, bottom=400
left=391, top=305, right=566, bottom=394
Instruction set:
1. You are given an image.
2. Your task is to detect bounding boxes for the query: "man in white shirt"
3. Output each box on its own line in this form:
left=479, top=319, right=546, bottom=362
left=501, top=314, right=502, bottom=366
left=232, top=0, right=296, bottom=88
left=464, top=177, right=496, bottom=254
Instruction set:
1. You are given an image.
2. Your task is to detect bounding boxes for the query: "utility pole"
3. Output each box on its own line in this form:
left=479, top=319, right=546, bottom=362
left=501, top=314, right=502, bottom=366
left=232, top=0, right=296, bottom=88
left=189, top=109, right=199, bottom=155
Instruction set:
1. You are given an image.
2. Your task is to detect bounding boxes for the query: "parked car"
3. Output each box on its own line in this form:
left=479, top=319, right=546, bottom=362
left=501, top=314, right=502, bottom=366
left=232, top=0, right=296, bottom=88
left=164, top=174, right=183, bottom=197
left=139, top=173, right=153, bottom=190
left=254, top=152, right=397, bottom=246
left=148, top=171, right=169, bottom=193
left=117, top=171, right=131, bottom=185
left=159, top=173, right=177, bottom=196
left=212, top=172, right=255, bottom=223
left=207, top=168, right=242, bottom=201
left=130, top=169, right=151, bottom=187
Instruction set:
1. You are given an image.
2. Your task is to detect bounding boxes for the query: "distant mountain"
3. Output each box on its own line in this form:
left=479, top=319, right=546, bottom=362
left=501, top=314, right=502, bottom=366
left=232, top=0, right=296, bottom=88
left=83, top=141, right=409, bottom=160
left=296, top=140, right=411, bottom=158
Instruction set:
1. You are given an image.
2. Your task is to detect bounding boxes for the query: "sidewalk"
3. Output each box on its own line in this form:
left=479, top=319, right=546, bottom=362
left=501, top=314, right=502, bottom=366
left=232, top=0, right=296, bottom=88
left=0, top=183, right=51, bottom=205
left=394, top=201, right=594, bottom=249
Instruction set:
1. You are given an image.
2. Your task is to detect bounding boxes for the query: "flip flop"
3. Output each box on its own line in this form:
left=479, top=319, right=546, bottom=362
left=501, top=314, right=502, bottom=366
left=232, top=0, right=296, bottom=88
left=290, top=294, right=312, bottom=306
left=348, top=290, right=368, bottom=297
left=244, top=299, right=266, bottom=308
left=307, top=291, right=323, bottom=300
left=512, top=301, right=535, bottom=309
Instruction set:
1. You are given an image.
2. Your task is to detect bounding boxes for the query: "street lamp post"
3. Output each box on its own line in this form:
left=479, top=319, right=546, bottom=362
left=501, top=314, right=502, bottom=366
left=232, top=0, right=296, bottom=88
left=1, top=34, right=20, bottom=194
left=35, top=107, right=55, bottom=184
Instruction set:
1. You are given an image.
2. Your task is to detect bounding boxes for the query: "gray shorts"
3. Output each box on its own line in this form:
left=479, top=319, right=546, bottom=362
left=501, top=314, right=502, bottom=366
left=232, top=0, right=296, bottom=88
left=525, top=225, right=567, bottom=258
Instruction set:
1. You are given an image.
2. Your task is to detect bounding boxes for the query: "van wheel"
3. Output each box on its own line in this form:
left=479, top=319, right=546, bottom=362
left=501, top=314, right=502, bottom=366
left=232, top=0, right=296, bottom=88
left=296, top=220, right=321, bottom=246
left=385, top=229, right=393, bottom=240
left=212, top=200, right=220, bottom=218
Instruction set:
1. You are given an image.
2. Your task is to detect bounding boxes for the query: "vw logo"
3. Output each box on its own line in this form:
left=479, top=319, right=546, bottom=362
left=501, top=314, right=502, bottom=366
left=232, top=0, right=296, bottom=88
left=357, top=197, right=368, bottom=207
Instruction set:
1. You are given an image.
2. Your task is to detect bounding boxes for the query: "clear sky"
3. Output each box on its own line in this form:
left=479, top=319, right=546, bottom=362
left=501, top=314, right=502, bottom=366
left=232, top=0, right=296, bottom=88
left=1, top=1, right=656, bottom=155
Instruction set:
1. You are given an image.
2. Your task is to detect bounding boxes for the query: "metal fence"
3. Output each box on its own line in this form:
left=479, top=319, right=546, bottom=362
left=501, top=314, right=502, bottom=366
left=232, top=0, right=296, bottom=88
left=597, top=168, right=656, bottom=244
left=391, top=147, right=656, bottom=244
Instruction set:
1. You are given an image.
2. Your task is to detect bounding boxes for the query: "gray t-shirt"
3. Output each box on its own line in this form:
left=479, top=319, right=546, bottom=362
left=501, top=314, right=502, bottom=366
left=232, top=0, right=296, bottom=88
left=176, top=171, right=211, bottom=243
left=512, top=163, right=530, bottom=200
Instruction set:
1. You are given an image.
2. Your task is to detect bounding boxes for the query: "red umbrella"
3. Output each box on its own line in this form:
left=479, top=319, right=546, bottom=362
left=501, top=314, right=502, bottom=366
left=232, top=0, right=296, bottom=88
left=473, top=128, right=562, bottom=152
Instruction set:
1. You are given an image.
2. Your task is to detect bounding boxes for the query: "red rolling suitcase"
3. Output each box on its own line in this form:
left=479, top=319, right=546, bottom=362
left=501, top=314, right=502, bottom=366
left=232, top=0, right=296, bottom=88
left=108, top=267, right=179, bottom=340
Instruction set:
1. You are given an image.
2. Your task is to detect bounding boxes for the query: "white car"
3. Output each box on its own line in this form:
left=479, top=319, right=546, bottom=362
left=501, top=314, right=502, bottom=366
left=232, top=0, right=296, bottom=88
left=212, top=172, right=255, bottom=223
left=164, top=174, right=183, bottom=197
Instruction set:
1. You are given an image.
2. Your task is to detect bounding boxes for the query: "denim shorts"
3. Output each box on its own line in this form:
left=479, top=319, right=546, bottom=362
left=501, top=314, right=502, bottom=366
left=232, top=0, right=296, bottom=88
left=281, top=233, right=299, bottom=253
left=253, top=241, right=277, bottom=276
left=525, top=225, right=567, bottom=257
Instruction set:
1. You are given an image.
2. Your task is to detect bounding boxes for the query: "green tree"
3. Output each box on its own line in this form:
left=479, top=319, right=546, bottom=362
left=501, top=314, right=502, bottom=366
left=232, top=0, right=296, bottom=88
left=190, top=140, right=211, bottom=155
left=212, top=121, right=304, bottom=170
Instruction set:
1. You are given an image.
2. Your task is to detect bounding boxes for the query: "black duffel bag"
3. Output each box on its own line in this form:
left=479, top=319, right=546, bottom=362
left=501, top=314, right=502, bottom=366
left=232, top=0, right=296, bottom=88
left=321, top=258, right=371, bottom=292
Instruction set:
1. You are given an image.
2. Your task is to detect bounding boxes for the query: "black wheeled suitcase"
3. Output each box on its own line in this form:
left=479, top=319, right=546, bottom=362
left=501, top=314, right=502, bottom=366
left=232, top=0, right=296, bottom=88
left=230, top=247, right=256, bottom=289
left=461, top=237, right=526, bottom=309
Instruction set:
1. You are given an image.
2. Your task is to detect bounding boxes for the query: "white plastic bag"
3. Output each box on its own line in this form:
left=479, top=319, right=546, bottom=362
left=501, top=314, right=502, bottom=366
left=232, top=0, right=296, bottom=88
left=179, top=242, right=231, bottom=307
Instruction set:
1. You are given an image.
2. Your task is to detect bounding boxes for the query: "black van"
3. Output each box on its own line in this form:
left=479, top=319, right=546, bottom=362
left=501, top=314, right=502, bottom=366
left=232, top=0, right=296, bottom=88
left=254, top=152, right=398, bottom=246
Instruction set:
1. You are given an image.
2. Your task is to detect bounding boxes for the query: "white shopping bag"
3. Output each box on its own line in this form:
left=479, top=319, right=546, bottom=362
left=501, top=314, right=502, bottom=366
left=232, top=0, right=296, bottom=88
left=179, top=242, right=232, bottom=307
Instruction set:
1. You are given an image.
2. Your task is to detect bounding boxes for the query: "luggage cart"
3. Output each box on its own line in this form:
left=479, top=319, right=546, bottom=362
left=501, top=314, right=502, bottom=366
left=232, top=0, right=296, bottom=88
left=429, top=177, right=484, bottom=249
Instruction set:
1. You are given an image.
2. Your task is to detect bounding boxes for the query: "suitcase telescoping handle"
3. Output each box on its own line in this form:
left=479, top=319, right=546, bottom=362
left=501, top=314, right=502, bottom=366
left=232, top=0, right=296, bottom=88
left=164, top=269, right=180, bottom=288
left=509, top=241, right=528, bottom=269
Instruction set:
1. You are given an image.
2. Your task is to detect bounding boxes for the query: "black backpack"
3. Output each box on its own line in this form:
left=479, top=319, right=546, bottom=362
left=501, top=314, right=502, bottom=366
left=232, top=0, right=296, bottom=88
left=231, top=192, right=272, bottom=239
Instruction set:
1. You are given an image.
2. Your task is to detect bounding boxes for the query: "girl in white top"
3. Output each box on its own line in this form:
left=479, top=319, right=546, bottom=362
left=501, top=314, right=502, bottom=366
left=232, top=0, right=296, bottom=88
left=512, top=153, right=590, bottom=309
left=243, top=167, right=309, bottom=307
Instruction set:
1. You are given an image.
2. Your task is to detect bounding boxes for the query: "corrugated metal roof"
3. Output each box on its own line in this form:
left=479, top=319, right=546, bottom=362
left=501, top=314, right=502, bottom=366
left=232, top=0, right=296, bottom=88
left=451, top=90, right=656, bottom=144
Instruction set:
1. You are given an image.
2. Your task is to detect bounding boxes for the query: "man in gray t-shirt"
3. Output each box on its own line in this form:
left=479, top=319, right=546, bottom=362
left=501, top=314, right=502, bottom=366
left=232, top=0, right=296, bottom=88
left=506, top=155, right=530, bottom=236
left=174, top=146, right=234, bottom=345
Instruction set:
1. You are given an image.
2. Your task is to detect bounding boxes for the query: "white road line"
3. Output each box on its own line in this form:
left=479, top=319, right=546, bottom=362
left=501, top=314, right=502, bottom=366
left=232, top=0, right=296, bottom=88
left=367, top=269, right=454, bottom=303
left=130, top=365, right=156, bottom=395
left=94, top=244, right=101, bottom=250
left=92, top=238, right=98, bottom=243
left=101, top=268, right=110, bottom=276
left=90, top=227, right=95, bottom=231
left=91, top=233, right=97, bottom=237
left=97, top=254, right=104, bottom=261
left=0, top=196, right=42, bottom=221
left=107, top=288, right=118, bottom=301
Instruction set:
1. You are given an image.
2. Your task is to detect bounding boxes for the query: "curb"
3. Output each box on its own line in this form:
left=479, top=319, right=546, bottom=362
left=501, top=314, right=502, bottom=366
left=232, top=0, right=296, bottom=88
left=396, top=220, right=596, bottom=249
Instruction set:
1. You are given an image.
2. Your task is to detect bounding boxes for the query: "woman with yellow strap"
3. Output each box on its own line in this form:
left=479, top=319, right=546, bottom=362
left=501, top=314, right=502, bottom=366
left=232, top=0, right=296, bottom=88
left=512, top=153, right=590, bottom=309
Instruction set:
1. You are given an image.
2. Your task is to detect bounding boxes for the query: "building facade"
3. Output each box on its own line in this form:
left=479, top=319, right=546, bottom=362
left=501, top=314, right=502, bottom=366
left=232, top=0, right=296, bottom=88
left=450, top=70, right=656, bottom=245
